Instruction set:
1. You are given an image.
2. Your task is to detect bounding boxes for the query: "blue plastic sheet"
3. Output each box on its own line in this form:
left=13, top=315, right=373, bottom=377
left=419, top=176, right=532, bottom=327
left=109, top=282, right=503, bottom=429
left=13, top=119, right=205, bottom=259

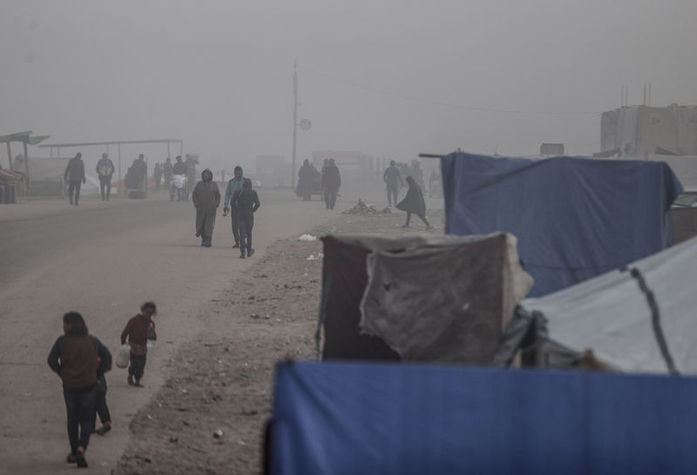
left=271, top=361, right=697, bottom=475
left=441, top=153, right=681, bottom=296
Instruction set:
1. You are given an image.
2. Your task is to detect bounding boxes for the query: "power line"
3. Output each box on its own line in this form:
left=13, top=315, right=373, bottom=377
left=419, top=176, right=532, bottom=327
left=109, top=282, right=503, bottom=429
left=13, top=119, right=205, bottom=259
left=301, top=65, right=602, bottom=117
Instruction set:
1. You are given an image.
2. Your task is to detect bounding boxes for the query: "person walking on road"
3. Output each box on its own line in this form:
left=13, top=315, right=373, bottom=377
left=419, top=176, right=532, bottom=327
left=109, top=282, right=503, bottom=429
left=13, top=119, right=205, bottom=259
left=397, top=176, right=431, bottom=228
left=222, top=166, right=245, bottom=248
left=163, top=157, right=173, bottom=189
left=120, top=302, right=157, bottom=388
left=192, top=168, right=221, bottom=247
left=153, top=163, right=163, bottom=191
left=94, top=337, right=113, bottom=437
left=296, top=159, right=319, bottom=201
left=171, top=155, right=187, bottom=201
left=383, top=160, right=403, bottom=207
left=321, top=158, right=341, bottom=210
left=64, top=153, right=86, bottom=206
left=47, top=312, right=110, bottom=468
left=96, top=153, right=115, bottom=201
left=232, top=178, right=260, bottom=258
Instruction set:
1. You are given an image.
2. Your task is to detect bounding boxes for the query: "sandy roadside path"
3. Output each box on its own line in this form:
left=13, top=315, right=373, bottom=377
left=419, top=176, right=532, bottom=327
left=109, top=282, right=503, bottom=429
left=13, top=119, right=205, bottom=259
left=0, top=191, right=337, bottom=474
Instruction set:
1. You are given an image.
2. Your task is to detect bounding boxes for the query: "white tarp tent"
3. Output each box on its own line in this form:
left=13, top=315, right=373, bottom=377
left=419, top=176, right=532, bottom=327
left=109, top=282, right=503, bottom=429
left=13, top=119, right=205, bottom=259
left=522, top=234, right=697, bottom=374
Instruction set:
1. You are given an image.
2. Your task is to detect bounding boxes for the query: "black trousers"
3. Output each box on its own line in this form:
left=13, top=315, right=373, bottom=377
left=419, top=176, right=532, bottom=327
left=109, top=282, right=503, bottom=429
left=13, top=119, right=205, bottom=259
left=230, top=210, right=240, bottom=245
left=95, top=376, right=111, bottom=424
left=99, top=176, right=112, bottom=200
left=63, top=385, right=96, bottom=455
left=238, top=215, right=254, bottom=253
left=68, top=181, right=82, bottom=204
left=128, top=353, right=147, bottom=380
left=387, top=185, right=398, bottom=206
left=324, top=189, right=337, bottom=209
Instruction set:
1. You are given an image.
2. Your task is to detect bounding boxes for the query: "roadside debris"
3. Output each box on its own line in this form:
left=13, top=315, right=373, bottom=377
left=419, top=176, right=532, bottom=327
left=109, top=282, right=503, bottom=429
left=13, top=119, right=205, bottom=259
left=297, top=234, right=317, bottom=241
left=342, top=200, right=390, bottom=216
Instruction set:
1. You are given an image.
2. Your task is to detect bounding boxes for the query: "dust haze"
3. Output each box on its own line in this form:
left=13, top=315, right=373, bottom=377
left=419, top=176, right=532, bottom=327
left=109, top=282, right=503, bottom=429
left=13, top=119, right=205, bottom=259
left=2, top=0, right=696, bottom=167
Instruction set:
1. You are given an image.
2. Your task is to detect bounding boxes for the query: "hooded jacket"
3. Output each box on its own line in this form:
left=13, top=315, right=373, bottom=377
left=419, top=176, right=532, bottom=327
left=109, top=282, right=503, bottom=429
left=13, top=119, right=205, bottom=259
left=192, top=169, right=221, bottom=209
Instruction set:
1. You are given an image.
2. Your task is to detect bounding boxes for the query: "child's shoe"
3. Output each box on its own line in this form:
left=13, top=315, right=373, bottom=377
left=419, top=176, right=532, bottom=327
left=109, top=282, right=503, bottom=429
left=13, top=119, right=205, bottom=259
left=95, top=422, right=111, bottom=435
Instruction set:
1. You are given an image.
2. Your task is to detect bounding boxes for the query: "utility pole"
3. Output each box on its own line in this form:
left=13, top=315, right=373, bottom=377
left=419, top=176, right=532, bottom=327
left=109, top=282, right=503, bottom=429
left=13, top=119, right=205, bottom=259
left=291, top=60, right=298, bottom=188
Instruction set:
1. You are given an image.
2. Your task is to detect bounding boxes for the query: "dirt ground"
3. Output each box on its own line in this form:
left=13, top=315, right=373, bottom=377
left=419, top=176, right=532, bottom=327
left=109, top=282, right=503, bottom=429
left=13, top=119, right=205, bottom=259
left=113, top=208, right=444, bottom=475
left=0, top=190, right=342, bottom=474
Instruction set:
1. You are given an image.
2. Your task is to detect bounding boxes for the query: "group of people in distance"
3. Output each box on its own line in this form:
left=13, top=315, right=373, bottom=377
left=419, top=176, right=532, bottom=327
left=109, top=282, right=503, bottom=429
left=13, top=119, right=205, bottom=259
left=295, top=158, right=341, bottom=210
left=47, top=303, right=157, bottom=468
left=192, top=165, right=260, bottom=257
left=63, top=152, right=119, bottom=205
left=62, top=152, right=204, bottom=205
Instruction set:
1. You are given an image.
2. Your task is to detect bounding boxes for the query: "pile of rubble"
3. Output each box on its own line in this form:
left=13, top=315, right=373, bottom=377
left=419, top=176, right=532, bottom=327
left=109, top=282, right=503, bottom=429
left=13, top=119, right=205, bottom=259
left=342, top=200, right=391, bottom=216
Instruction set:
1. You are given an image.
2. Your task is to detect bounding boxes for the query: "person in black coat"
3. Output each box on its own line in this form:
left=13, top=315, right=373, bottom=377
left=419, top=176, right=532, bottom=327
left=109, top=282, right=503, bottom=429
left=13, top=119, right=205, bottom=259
left=64, top=153, right=86, bottom=206
left=232, top=178, right=260, bottom=258
left=396, top=176, right=431, bottom=228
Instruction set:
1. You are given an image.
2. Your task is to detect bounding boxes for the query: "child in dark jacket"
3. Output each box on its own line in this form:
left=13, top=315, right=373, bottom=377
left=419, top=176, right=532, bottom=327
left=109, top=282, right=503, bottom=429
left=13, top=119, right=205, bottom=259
left=120, top=302, right=157, bottom=387
left=232, top=178, right=260, bottom=259
left=94, top=339, right=113, bottom=435
left=48, top=311, right=110, bottom=468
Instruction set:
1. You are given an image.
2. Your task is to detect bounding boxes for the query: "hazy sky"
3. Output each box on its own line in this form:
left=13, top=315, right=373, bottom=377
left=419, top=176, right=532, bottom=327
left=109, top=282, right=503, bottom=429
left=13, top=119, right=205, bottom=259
left=1, top=0, right=696, bottom=170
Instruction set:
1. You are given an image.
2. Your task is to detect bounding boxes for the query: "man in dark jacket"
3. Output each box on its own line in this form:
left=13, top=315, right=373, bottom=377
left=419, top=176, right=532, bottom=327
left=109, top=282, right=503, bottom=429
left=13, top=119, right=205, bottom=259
left=222, top=166, right=245, bottom=248
left=321, top=158, right=341, bottom=210
left=48, top=312, right=110, bottom=468
left=192, top=169, right=221, bottom=247
left=96, top=153, right=115, bottom=201
left=171, top=156, right=187, bottom=201
left=132, top=154, right=147, bottom=191
left=232, top=178, right=260, bottom=258
left=383, top=160, right=403, bottom=207
left=64, top=153, right=86, bottom=206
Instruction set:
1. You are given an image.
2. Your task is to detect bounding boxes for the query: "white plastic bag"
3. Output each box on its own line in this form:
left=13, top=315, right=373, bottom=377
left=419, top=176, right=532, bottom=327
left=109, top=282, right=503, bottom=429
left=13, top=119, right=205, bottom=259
left=116, top=344, right=130, bottom=369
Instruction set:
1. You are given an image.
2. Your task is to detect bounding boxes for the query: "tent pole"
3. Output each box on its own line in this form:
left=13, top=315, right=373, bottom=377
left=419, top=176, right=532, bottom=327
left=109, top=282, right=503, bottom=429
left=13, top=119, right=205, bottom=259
left=6, top=142, right=12, bottom=170
left=23, top=141, right=30, bottom=197
left=118, top=143, right=122, bottom=197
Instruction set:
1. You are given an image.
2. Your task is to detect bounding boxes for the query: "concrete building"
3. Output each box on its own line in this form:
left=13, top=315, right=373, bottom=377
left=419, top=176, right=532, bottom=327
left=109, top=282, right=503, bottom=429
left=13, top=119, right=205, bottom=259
left=600, top=104, right=697, bottom=156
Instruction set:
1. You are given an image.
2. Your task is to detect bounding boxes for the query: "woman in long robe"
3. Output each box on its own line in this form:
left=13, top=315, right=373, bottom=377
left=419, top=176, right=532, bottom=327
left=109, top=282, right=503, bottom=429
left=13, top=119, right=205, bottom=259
left=396, top=175, right=431, bottom=228
left=192, top=169, right=221, bottom=247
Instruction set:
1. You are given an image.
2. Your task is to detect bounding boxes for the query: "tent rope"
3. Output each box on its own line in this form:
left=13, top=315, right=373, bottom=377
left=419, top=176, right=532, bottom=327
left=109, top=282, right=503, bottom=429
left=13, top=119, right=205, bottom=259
left=626, top=267, right=679, bottom=375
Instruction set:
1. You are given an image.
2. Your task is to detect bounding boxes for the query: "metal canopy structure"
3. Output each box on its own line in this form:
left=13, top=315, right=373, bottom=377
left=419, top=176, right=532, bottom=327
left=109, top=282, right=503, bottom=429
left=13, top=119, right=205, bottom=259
left=39, top=138, right=184, bottom=195
left=1, top=130, right=50, bottom=181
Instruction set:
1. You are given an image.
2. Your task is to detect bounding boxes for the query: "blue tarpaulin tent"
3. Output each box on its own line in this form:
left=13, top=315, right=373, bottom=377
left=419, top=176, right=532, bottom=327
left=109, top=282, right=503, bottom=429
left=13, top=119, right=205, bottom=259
left=441, top=152, right=682, bottom=296
left=270, top=361, right=697, bottom=475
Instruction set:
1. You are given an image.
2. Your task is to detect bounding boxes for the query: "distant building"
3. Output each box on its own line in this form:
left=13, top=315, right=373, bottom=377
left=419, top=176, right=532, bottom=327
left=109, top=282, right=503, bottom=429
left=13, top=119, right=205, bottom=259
left=539, top=143, right=565, bottom=156
left=600, top=104, right=697, bottom=156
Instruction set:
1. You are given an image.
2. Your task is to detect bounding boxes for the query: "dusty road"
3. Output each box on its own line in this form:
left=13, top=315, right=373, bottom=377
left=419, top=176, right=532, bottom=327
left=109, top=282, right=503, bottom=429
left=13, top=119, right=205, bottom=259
left=0, top=189, right=337, bottom=474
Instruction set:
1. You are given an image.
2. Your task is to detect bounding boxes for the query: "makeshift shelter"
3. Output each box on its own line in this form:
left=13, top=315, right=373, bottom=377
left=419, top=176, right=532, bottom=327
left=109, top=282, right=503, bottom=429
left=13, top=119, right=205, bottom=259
left=319, top=233, right=532, bottom=363
left=441, top=152, right=682, bottom=297
left=0, top=168, right=24, bottom=203
left=268, top=361, right=697, bottom=475
left=497, top=234, right=697, bottom=375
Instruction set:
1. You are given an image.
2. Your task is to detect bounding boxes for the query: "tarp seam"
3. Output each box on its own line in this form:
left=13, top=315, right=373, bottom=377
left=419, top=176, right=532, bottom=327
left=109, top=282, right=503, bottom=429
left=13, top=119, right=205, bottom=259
left=626, top=267, right=679, bottom=375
